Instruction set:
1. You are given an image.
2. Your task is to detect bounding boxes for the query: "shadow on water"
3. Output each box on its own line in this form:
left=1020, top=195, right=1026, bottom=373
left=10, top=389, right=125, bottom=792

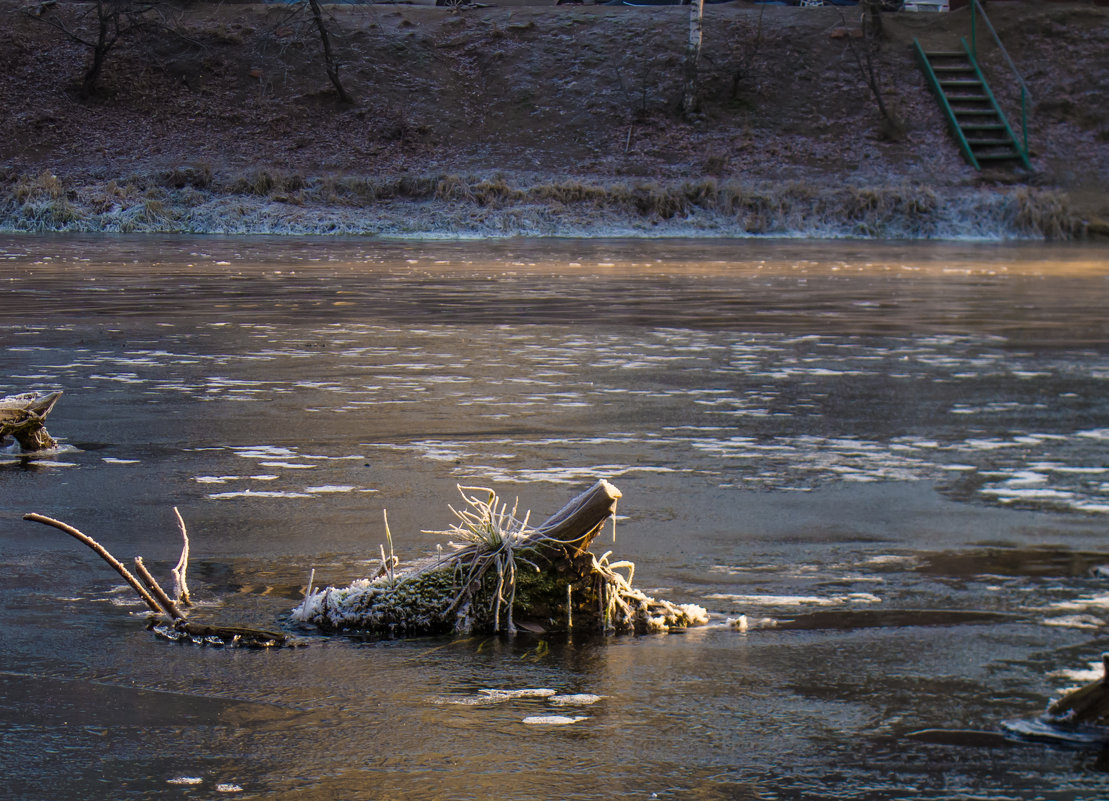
left=914, top=547, right=1109, bottom=579
left=771, top=608, right=1024, bottom=630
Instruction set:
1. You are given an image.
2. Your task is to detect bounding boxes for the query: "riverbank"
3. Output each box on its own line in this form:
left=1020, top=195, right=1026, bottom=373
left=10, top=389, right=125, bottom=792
left=2, top=0, right=1106, bottom=239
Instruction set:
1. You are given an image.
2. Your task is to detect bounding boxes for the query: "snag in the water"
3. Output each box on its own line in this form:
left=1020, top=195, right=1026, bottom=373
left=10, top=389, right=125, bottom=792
left=292, top=479, right=709, bottom=637
left=22, top=511, right=293, bottom=648
left=1043, top=653, right=1109, bottom=727
left=0, top=390, right=62, bottom=451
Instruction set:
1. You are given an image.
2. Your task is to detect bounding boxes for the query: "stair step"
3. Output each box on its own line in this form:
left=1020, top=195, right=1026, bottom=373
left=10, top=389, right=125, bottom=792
left=916, top=35, right=1027, bottom=171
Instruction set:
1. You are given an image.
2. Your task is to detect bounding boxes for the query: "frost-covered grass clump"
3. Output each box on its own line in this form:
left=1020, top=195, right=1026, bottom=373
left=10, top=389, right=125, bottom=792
left=291, top=481, right=708, bottom=638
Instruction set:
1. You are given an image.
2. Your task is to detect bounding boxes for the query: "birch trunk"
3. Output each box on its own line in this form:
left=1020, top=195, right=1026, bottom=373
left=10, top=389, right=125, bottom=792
left=682, top=0, right=706, bottom=119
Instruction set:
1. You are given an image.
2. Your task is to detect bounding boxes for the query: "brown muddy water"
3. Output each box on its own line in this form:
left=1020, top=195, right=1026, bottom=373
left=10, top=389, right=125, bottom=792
left=2, top=235, right=1109, bottom=800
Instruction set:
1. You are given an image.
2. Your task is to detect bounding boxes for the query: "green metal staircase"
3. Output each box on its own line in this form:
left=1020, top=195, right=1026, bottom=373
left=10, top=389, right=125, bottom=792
left=913, top=0, right=1032, bottom=171
left=915, top=38, right=1030, bottom=170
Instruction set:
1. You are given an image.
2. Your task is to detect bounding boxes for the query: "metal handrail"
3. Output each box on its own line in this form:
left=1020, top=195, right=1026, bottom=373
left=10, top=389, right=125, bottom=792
left=913, top=38, right=980, bottom=170
left=961, top=38, right=1031, bottom=170
left=970, top=0, right=1030, bottom=155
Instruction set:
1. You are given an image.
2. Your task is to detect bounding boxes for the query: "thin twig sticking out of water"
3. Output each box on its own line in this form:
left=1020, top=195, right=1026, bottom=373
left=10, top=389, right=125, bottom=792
left=172, top=506, right=192, bottom=607
left=383, top=509, right=396, bottom=585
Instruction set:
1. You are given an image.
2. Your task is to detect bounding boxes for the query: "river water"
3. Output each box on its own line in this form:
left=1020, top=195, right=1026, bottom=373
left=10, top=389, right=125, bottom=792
left=2, top=235, right=1109, bottom=800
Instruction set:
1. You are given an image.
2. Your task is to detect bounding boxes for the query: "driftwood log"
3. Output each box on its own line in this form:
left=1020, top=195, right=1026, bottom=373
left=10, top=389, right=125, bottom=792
left=292, top=479, right=708, bottom=637
left=1043, top=653, right=1109, bottom=727
left=0, top=391, right=62, bottom=451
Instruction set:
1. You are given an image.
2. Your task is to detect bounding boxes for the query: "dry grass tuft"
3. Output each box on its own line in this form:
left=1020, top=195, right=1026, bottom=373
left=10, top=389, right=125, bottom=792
left=1008, top=188, right=1082, bottom=240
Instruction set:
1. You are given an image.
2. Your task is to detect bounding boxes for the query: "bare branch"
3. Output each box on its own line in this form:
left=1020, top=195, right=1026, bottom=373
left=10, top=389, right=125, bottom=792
left=22, top=513, right=164, bottom=615
left=171, top=506, right=192, bottom=606
left=133, top=556, right=186, bottom=620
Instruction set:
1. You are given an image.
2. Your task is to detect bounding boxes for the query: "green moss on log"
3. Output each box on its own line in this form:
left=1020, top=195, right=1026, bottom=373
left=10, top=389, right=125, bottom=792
left=291, top=480, right=708, bottom=638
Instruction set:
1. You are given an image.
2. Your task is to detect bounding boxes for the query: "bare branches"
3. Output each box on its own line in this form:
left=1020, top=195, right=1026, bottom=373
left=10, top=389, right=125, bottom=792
left=839, top=7, right=905, bottom=141
left=134, top=556, right=185, bottom=620
left=730, top=7, right=765, bottom=101
left=23, top=509, right=293, bottom=647
left=306, top=0, right=354, bottom=104
left=22, top=513, right=164, bottom=614
left=27, top=0, right=161, bottom=96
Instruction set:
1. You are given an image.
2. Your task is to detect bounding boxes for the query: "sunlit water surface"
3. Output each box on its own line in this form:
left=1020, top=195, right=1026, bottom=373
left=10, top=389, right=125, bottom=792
left=2, top=236, right=1109, bottom=800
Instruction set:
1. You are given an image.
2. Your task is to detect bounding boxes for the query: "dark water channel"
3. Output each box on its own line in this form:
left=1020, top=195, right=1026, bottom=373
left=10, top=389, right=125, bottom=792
left=3, top=235, right=1109, bottom=800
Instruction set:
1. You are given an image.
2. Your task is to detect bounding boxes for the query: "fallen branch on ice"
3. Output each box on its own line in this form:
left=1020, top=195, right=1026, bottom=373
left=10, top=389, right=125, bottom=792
left=22, top=511, right=292, bottom=647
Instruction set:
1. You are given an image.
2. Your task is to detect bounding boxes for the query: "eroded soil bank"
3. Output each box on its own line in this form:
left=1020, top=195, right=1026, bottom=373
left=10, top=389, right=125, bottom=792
left=1, top=0, right=1106, bottom=238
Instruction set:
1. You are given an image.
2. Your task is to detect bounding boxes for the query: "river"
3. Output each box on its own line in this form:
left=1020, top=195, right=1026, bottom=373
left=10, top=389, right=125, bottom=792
left=2, top=235, right=1109, bottom=800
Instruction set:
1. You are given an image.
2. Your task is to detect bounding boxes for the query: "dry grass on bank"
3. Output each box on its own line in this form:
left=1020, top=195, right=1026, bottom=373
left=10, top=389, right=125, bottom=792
left=0, top=167, right=1092, bottom=239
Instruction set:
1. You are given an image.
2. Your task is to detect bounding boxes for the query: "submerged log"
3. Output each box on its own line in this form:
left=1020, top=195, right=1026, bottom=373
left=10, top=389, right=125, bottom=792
left=0, top=390, right=62, bottom=451
left=292, top=479, right=709, bottom=637
left=1043, top=653, right=1109, bottom=727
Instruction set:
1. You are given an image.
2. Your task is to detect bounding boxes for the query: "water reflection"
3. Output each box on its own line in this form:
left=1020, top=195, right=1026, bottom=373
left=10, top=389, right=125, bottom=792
left=2, top=236, right=1109, bottom=800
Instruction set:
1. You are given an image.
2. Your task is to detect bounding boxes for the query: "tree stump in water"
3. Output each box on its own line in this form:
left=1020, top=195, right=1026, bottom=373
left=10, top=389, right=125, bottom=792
left=23, top=480, right=708, bottom=647
left=0, top=391, right=62, bottom=451
left=292, top=479, right=709, bottom=637
left=1043, top=653, right=1109, bottom=727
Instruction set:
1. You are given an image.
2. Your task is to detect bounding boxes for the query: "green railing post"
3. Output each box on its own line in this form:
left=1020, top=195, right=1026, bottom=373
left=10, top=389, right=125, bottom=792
left=971, top=0, right=977, bottom=60
left=967, top=0, right=1033, bottom=166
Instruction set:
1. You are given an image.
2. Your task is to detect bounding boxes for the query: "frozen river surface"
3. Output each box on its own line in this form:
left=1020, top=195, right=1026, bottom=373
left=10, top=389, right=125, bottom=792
left=2, top=235, right=1109, bottom=800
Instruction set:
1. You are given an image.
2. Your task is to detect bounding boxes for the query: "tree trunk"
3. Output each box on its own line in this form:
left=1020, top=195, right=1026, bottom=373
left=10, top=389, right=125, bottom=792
left=306, top=0, right=353, bottom=104
left=861, top=0, right=883, bottom=40
left=681, top=0, right=705, bottom=119
left=1044, top=654, right=1109, bottom=727
left=81, top=0, right=119, bottom=96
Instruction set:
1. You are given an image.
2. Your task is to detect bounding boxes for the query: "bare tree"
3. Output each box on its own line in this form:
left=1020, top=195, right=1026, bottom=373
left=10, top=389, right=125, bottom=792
left=841, top=6, right=904, bottom=140
left=30, top=0, right=157, bottom=96
left=729, top=7, right=765, bottom=101
left=305, top=0, right=353, bottom=104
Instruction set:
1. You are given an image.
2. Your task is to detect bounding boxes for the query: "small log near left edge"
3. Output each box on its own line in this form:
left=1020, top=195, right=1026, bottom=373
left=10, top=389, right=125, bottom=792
left=22, top=512, right=294, bottom=648
left=0, top=391, right=62, bottom=451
